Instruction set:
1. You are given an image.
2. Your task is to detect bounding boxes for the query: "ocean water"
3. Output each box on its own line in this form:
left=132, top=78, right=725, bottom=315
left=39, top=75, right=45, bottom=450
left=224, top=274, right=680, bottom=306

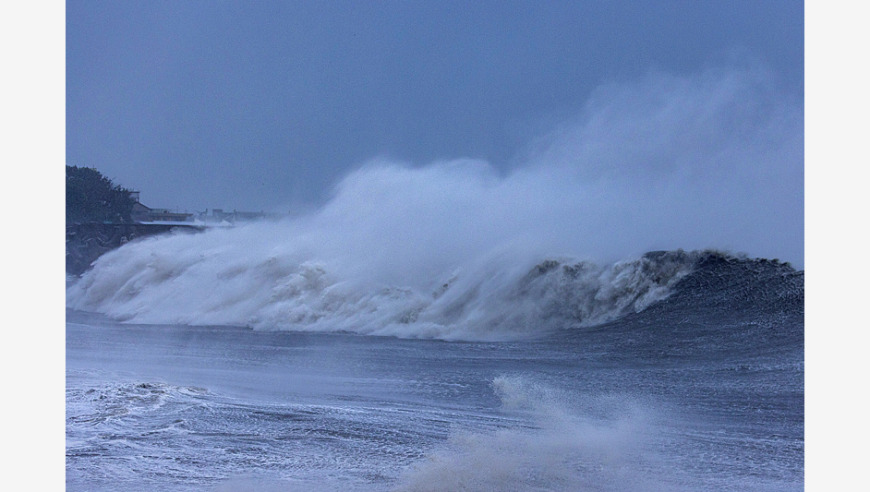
left=67, top=242, right=803, bottom=491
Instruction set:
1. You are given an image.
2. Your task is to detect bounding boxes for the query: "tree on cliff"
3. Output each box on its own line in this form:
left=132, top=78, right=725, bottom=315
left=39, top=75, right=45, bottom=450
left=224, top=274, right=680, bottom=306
left=66, top=166, right=136, bottom=224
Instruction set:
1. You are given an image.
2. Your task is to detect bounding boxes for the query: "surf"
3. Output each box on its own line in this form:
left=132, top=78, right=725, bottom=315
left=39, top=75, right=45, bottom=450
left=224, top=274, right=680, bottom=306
left=67, top=66, right=802, bottom=341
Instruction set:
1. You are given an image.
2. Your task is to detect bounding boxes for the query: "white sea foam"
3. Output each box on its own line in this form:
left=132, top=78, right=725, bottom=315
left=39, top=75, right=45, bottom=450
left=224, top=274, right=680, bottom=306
left=67, top=65, right=801, bottom=340
left=65, top=224, right=696, bottom=340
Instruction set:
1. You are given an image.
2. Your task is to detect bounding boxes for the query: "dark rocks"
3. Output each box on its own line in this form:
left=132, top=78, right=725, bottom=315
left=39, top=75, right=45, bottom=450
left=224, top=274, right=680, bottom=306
left=66, top=223, right=203, bottom=276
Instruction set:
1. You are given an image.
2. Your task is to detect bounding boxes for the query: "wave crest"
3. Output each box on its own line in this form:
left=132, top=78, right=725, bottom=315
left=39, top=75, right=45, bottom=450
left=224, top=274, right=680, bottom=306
left=67, top=228, right=703, bottom=340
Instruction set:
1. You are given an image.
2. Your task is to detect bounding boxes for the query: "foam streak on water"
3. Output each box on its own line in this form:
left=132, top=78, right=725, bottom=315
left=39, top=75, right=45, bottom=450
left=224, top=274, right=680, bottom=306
left=66, top=303, right=803, bottom=492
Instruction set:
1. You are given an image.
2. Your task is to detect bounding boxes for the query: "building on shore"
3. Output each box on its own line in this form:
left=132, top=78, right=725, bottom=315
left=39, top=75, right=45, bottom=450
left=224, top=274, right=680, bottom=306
left=129, top=192, right=283, bottom=225
left=195, top=208, right=279, bottom=224
left=130, top=192, right=195, bottom=223
left=130, top=191, right=281, bottom=226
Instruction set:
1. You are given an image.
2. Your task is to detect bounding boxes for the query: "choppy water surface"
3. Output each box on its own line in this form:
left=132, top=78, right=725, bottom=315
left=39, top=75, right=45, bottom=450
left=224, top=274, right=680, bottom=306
left=67, top=254, right=803, bottom=491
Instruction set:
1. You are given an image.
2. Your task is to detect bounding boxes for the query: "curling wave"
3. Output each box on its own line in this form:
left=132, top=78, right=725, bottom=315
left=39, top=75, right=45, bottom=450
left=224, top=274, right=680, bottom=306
left=67, top=65, right=803, bottom=341
left=66, top=227, right=755, bottom=341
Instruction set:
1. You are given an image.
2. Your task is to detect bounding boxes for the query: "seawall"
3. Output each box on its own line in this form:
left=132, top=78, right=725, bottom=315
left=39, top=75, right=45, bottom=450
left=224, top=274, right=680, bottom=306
left=66, top=222, right=204, bottom=276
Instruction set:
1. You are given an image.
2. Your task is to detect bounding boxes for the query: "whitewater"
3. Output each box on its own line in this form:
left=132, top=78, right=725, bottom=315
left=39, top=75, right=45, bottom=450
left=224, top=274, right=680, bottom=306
left=66, top=218, right=703, bottom=341
left=66, top=250, right=804, bottom=491
left=66, top=67, right=803, bottom=490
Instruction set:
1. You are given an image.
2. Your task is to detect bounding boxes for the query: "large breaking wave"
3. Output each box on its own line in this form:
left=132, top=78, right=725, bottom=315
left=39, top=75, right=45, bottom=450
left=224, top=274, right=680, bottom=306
left=66, top=227, right=698, bottom=340
left=66, top=65, right=802, bottom=340
left=66, top=231, right=786, bottom=341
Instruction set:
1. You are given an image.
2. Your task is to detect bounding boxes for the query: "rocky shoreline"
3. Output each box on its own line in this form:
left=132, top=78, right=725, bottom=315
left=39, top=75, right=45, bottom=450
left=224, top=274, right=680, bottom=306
left=66, top=223, right=203, bottom=276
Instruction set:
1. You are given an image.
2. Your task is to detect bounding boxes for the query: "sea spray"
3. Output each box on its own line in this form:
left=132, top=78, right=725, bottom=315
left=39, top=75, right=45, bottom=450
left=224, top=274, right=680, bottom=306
left=66, top=251, right=804, bottom=491
left=393, top=375, right=680, bottom=492
left=67, top=66, right=801, bottom=339
left=67, top=232, right=700, bottom=341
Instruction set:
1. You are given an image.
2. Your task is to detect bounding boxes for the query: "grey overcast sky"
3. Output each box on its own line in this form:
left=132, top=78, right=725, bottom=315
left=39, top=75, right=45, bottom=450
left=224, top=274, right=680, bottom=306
left=66, top=0, right=804, bottom=264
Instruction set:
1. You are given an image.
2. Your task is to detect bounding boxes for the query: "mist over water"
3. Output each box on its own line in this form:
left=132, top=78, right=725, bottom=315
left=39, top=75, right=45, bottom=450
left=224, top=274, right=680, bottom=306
left=67, top=66, right=802, bottom=339
left=395, top=375, right=673, bottom=492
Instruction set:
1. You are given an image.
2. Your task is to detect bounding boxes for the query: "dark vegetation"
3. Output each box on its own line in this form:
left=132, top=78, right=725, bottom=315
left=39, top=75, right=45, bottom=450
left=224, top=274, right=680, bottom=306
left=66, top=165, right=136, bottom=224
left=65, top=166, right=205, bottom=275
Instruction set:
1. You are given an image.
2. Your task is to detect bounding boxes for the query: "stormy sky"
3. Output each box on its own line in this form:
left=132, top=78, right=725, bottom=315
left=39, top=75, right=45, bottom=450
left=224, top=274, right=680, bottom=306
left=66, top=0, right=804, bottom=265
